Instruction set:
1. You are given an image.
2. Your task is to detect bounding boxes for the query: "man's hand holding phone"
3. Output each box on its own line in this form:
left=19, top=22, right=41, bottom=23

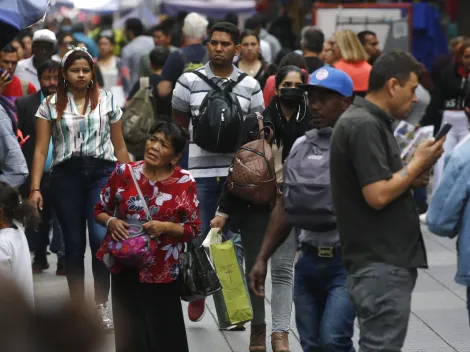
left=411, top=136, right=445, bottom=172
left=0, top=69, right=11, bottom=94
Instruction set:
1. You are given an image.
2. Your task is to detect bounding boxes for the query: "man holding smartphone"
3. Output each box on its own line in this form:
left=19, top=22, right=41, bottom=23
left=330, top=51, right=445, bottom=352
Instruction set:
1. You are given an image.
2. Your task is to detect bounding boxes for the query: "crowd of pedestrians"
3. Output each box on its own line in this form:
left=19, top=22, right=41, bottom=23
left=0, top=6, right=469, bottom=352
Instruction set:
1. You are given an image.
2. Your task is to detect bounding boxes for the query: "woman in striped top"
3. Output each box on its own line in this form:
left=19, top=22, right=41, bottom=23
left=29, top=47, right=130, bottom=330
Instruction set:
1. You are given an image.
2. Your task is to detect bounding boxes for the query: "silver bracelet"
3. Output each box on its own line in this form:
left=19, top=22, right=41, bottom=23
left=106, top=217, right=116, bottom=228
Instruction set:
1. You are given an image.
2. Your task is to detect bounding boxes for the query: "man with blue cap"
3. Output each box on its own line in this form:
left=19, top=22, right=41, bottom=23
left=249, top=66, right=356, bottom=352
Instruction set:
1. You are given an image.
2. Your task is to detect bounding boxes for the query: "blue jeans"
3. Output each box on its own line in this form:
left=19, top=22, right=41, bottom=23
left=294, top=247, right=355, bottom=352
left=50, top=157, right=115, bottom=303
left=193, top=176, right=226, bottom=247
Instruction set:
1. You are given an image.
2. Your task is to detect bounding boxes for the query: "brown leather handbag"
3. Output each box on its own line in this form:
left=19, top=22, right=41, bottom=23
left=227, top=112, right=277, bottom=205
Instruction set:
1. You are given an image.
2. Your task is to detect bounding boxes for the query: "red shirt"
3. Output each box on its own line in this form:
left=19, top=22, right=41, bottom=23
left=95, top=161, right=200, bottom=283
left=2, top=76, right=36, bottom=103
left=334, top=59, right=371, bottom=92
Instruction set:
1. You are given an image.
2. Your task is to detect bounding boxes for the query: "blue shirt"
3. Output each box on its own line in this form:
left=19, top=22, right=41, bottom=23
left=40, top=91, right=53, bottom=172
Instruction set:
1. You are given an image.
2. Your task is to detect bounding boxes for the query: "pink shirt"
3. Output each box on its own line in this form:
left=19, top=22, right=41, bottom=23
left=334, top=59, right=371, bottom=92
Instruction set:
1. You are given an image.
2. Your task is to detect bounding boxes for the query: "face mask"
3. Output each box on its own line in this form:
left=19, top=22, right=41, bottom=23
left=279, top=88, right=305, bottom=108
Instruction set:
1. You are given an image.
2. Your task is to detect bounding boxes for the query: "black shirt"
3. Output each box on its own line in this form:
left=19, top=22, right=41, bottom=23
left=304, top=56, right=324, bottom=74
left=330, top=96, right=427, bottom=273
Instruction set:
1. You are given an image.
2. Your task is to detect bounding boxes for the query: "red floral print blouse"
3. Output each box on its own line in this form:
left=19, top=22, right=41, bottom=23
left=95, top=161, right=200, bottom=283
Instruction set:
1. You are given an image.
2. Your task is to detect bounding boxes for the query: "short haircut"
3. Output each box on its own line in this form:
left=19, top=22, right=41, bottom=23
left=210, top=22, right=241, bottom=45
left=149, top=46, right=170, bottom=69
left=1, top=44, right=17, bottom=54
left=182, top=13, right=209, bottom=41
left=37, top=59, right=60, bottom=80
left=368, top=51, right=422, bottom=92
left=151, top=23, right=171, bottom=37
left=148, top=120, right=190, bottom=155
left=125, top=18, right=145, bottom=37
left=301, top=26, right=324, bottom=53
left=357, top=30, right=377, bottom=45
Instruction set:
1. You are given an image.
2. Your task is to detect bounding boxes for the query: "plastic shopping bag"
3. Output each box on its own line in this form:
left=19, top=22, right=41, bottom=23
left=179, top=241, right=222, bottom=302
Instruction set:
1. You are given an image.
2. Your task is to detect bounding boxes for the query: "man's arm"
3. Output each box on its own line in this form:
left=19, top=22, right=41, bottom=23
left=158, top=51, right=183, bottom=98
left=351, top=123, right=444, bottom=210
left=171, top=74, right=192, bottom=128
left=0, top=111, right=28, bottom=188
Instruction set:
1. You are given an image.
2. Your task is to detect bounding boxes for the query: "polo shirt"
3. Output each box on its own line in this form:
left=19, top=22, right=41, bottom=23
left=172, top=62, right=264, bottom=178
left=330, top=96, right=427, bottom=273
left=15, top=56, right=40, bottom=90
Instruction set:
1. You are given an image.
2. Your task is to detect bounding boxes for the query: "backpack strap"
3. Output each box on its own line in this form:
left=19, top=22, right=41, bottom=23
left=20, top=80, right=29, bottom=96
left=192, top=70, right=220, bottom=91
left=139, top=76, right=149, bottom=89
left=230, top=73, right=247, bottom=89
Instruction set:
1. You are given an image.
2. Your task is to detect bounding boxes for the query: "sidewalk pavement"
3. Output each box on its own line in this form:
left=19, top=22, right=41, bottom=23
left=33, top=225, right=469, bottom=352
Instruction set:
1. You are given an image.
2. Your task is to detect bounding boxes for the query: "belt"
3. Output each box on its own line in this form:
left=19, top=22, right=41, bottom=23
left=301, top=244, right=340, bottom=258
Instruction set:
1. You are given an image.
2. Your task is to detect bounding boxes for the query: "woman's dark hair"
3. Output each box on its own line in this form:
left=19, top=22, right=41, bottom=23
left=240, top=29, right=260, bottom=45
left=278, top=52, right=308, bottom=71
left=275, top=65, right=304, bottom=88
left=56, top=50, right=100, bottom=121
left=210, top=22, right=241, bottom=45
left=98, top=34, right=115, bottom=45
left=57, top=31, right=74, bottom=45
left=148, top=120, right=190, bottom=155
left=0, top=182, right=39, bottom=229
left=37, top=60, right=60, bottom=80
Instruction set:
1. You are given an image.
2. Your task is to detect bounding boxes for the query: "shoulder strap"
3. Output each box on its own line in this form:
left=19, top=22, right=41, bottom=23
left=139, top=76, right=149, bottom=89
left=230, top=73, right=248, bottom=89
left=192, top=70, right=220, bottom=91
left=20, top=80, right=29, bottom=96
left=127, top=164, right=152, bottom=221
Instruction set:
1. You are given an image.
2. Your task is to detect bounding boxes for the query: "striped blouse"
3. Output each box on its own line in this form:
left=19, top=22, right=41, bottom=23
left=36, top=89, right=122, bottom=168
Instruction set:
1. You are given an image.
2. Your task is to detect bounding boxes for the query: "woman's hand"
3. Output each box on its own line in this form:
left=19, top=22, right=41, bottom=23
left=108, top=218, right=129, bottom=241
left=210, top=216, right=227, bottom=233
left=29, top=191, right=43, bottom=211
left=143, top=221, right=169, bottom=238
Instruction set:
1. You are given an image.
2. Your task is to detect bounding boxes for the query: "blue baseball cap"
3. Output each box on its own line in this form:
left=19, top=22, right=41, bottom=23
left=300, top=66, right=354, bottom=97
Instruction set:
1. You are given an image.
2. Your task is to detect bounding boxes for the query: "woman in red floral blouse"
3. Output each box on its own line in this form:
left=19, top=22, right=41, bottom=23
left=95, top=121, right=199, bottom=352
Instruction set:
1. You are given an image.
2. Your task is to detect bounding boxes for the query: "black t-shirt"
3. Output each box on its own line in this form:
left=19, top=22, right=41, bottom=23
left=161, top=44, right=207, bottom=85
left=304, top=56, right=324, bottom=74
left=330, top=96, right=427, bottom=273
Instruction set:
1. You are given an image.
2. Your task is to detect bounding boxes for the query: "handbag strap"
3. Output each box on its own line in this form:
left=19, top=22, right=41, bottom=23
left=127, top=164, right=152, bottom=221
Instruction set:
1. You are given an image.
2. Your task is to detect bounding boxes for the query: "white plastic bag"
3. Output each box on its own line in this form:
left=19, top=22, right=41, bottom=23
left=202, top=228, right=223, bottom=258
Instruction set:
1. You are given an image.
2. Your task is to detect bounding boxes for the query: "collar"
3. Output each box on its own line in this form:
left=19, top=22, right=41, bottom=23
left=353, top=96, right=394, bottom=125
left=40, top=90, right=45, bottom=102
left=203, top=62, right=239, bottom=82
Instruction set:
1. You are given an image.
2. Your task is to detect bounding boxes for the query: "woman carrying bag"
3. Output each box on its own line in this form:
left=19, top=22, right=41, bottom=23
left=95, top=120, right=200, bottom=352
left=211, top=65, right=313, bottom=352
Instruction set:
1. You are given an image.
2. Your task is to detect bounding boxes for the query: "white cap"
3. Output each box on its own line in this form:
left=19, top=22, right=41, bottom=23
left=32, top=29, right=57, bottom=45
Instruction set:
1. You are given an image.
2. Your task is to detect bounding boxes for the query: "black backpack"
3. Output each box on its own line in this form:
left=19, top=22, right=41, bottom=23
left=191, top=71, right=247, bottom=153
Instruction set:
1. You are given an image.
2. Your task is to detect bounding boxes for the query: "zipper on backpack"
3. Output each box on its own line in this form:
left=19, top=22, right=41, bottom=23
left=217, top=109, right=226, bottom=150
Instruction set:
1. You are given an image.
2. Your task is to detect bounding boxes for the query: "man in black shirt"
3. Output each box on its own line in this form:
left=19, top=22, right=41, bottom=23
left=330, top=51, right=445, bottom=351
left=300, top=26, right=324, bottom=73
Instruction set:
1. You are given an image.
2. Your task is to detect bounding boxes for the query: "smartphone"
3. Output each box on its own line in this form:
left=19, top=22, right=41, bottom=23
left=0, top=68, right=12, bottom=82
left=435, top=123, right=452, bottom=141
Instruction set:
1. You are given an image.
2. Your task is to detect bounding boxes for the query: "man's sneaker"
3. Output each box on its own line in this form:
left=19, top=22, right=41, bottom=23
left=56, top=257, right=66, bottom=276
left=96, top=303, right=114, bottom=331
left=32, top=257, right=50, bottom=274
left=188, top=298, right=206, bottom=322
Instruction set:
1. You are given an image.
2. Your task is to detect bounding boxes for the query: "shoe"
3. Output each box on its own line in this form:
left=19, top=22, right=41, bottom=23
left=56, top=257, right=66, bottom=276
left=249, top=324, right=266, bottom=352
left=96, top=303, right=114, bottom=331
left=419, top=213, right=427, bottom=225
left=188, top=298, right=206, bottom=322
left=271, top=332, right=290, bottom=352
left=32, top=257, right=50, bottom=274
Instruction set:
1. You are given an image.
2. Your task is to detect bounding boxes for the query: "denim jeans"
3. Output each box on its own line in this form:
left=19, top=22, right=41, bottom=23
left=193, top=176, right=226, bottom=247
left=50, top=157, right=115, bottom=303
left=348, top=262, right=417, bottom=352
left=230, top=211, right=296, bottom=332
left=294, top=247, right=355, bottom=352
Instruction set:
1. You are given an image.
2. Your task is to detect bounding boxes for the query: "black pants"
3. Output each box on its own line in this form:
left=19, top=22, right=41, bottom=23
left=112, top=269, right=189, bottom=352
